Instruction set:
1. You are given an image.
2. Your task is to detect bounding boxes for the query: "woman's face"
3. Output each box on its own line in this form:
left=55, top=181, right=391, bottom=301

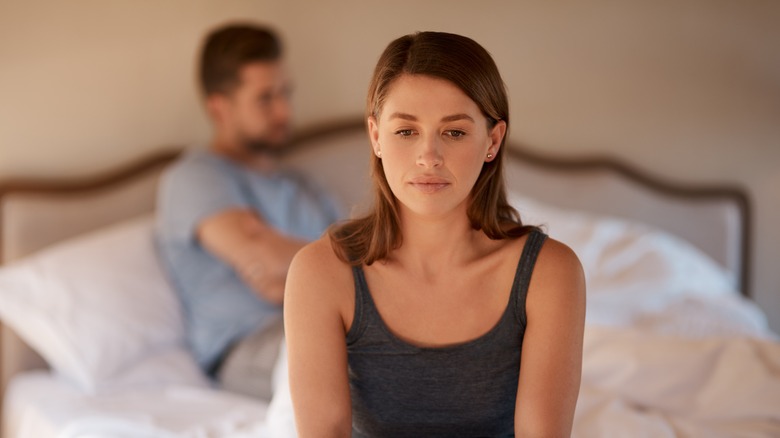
left=369, top=74, right=505, bottom=221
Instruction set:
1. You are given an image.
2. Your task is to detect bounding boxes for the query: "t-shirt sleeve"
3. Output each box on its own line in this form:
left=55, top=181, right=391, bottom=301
left=156, top=154, right=249, bottom=243
left=297, top=171, right=346, bottom=224
left=315, top=182, right=346, bottom=224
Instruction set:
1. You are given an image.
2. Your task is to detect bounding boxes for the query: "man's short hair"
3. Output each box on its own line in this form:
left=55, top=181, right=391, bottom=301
left=199, top=23, right=282, bottom=96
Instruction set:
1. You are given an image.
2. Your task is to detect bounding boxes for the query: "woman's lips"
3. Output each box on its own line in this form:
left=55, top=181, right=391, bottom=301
left=409, top=177, right=450, bottom=193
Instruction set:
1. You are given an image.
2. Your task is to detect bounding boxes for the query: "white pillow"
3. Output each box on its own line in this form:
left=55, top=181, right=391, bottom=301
left=509, top=193, right=770, bottom=335
left=0, top=214, right=207, bottom=393
left=509, top=192, right=736, bottom=296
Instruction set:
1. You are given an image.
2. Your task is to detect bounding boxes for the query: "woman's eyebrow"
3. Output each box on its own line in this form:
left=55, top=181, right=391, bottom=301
left=441, top=113, right=475, bottom=123
left=388, top=112, right=417, bottom=121
left=387, top=113, right=475, bottom=123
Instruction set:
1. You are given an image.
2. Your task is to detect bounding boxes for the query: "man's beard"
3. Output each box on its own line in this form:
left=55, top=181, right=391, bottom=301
left=241, top=126, right=289, bottom=157
left=243, top=138, right=286, bottom=157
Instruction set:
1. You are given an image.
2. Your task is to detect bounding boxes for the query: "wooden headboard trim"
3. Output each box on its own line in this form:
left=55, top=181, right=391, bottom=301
left=0, top=149, right=182, bottom=265
left=0, top=118, right=752, bottom=295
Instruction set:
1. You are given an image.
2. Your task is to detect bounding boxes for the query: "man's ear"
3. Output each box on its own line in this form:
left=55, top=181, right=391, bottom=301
left=205, top=94, right=228, bottom=125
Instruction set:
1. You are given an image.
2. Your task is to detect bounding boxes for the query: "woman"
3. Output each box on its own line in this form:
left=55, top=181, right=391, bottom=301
left=285, top=31, right=586, bottom=437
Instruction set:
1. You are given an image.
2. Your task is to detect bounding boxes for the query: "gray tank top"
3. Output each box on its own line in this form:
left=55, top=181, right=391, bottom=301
left=346, top=230, right=547, bottom=437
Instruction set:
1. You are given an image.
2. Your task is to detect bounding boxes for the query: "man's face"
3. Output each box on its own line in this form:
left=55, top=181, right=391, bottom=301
left=218, top=61, right=293, bottom=154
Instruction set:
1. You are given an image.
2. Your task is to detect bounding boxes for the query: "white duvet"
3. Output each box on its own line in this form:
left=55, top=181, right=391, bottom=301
left=577, top=327, right=780, bottom=438
left=12, top=325, right=778, bottom=438
left=5, top=197, right=780, bottom=437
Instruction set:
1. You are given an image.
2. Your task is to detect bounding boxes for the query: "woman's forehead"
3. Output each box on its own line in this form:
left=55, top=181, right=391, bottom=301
left=380, top=74, right=480, bottom=121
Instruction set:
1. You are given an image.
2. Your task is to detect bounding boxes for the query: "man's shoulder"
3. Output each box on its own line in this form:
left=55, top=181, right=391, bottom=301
left=156, top=148, right=253, bottom=226
left=162, top=149, right=242, bottom=187
left=167, top=149, right=225, bottom=173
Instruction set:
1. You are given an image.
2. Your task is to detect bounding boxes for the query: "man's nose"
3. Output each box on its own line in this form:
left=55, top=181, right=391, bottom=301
left=272, top=93, right=292, bottom=123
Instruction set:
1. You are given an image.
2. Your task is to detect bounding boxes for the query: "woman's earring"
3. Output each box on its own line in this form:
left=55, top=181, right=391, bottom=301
left=486, top=153, right=493, bottom=159
left=377, top=150, right=382, bottom=157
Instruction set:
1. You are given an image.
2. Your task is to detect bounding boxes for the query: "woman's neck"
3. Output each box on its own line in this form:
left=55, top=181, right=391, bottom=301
left=391, top=206, right=484, bottom=278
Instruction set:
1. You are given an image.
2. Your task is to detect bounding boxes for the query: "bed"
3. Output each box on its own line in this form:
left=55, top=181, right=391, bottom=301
left=1, top=119, right=778, bottom=437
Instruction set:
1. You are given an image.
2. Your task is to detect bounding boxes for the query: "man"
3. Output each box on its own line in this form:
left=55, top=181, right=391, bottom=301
left=155, top=23, right=341, bottom=400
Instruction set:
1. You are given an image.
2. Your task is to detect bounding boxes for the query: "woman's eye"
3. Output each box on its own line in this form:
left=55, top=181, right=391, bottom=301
left=395, top=129, right=414, bottom=137
left=446, top=130, right=466, bottom=138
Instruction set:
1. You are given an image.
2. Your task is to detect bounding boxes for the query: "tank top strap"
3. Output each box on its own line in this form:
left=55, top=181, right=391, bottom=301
left=511, top=230, right=548, bottom=328
left=346, top=265, right=372, bottom=345
left=347, top=230, right=547, bottom=344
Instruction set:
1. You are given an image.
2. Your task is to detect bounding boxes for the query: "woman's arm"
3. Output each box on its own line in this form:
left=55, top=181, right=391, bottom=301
left=284, top=237, right=353, bottom=438
left=515, top=238, right=586, bottom=437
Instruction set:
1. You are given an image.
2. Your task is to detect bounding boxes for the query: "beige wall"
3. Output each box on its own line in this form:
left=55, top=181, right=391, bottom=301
left=1, top=0, right=778, bottom=331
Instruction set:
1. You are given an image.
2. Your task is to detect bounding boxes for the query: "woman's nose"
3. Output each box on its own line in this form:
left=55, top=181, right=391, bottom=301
left=416, top=135, right=443, bottom=168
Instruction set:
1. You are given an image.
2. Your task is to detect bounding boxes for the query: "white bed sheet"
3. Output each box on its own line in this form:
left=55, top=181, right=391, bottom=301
left=7, top=324, right=780, bottom=438
left=4, top=371, right=270, bottom=438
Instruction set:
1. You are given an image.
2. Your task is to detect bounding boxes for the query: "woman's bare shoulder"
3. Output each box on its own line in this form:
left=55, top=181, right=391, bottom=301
left=293, top=234, right=344, bottom=266
left=286, top=234, right=354, bottom=301
left=538, top=236, right=581, bottom=268
left=532, top=236, right=586, bottom=301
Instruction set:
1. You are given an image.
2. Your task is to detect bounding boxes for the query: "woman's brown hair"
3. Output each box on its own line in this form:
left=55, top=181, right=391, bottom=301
left=330, top=31, right=536, bottom=265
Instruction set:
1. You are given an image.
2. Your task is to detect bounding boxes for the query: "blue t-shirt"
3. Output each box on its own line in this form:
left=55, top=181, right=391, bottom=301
left=155, top=150, right=341, bottom=372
